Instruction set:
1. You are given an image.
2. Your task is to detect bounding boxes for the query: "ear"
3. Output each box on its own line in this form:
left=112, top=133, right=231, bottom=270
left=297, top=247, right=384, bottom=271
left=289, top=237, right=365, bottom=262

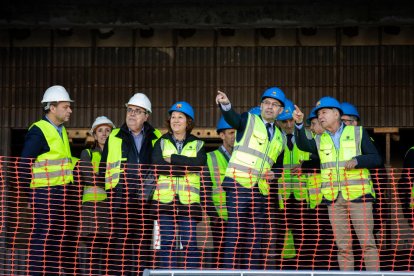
left=277, top=106, right=284, bottom=115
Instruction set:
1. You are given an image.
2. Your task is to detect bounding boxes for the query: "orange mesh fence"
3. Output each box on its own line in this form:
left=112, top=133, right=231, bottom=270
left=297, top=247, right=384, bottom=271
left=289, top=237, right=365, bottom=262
left=0, top=156, right=413, bottom=275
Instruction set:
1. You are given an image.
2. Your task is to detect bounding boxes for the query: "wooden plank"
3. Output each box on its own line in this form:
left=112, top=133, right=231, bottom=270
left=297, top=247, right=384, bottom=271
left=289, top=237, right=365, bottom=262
left=373, top=127, right=399, bottom=134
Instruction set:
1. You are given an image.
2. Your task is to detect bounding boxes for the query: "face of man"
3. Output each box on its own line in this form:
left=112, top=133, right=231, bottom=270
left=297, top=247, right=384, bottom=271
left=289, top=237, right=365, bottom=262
left=310, top=118, right=324, bottom=135
left=219, top=128, right=236, bottom=152
left=260, top=98, right=284, bottom=122
left=126, top=104, right=149, bottom=133
left=317, top=108, right=341, bottom=132
left=341, top=115, right=358, bottom=126
left=278, top=118, right=295, bottom=135
left=49, top=101, right=72, bottom=125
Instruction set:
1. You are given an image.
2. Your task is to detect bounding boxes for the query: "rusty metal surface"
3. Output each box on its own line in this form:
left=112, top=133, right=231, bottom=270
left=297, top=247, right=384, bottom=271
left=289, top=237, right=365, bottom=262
left=1, top=45, right=414, bottom=155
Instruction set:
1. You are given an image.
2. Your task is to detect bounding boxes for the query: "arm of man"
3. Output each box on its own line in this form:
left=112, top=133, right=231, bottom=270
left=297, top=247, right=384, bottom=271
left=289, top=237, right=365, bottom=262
left=294, top=125, right=318, bottom=154
left=20, top=125, right=49, bottom=203
left=354, top=128, right=383, bottom=169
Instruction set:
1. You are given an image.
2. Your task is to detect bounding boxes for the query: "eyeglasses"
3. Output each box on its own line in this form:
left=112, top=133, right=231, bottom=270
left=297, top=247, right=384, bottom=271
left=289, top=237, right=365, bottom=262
left=342, top=119, right=356, bottom=124
left=127, top=108, right=147, bottom=115
left=262, top=100, right=282, bottom=108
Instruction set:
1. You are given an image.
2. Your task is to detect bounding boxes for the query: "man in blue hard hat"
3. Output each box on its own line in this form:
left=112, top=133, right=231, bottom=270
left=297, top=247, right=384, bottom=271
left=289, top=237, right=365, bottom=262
left=205, top=116, right=235, bottom=268
left=292, top=96, right=381, bottom=271
left=341, top=102, right=360, bottom=126
left=216, top=87, right=286, bottom=269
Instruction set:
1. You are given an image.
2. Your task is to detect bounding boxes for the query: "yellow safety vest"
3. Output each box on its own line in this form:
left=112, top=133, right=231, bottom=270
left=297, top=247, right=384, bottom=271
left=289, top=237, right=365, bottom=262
left=278, top=142, right=310, bottom=209
left=315, top=126, right=375, bottom=201
left=207, top=149, right=228, bottom=220
left=153, top=138, right=204, bottom=205
left=225, top=114, right=285, bottom=196
left=282, top=229, right=297, bottom=259
left=30, top=120, right=73, bottom=188
left=307, top=173, right=322, bottom=209
left=105, top=128, right=162, bottom=190
left=82, top=149, right=107, bottom=203
left=305, top=132, right=323, bottom=209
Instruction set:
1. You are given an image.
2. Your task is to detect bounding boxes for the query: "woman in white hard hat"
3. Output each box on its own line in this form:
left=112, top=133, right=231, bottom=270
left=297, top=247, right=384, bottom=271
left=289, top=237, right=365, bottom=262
left=79, top=116, right=115, bottom=273
left=151, top=101, right=207, bottom=269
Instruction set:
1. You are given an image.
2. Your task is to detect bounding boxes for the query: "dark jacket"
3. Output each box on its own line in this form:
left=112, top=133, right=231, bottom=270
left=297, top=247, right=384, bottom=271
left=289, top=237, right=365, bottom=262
left=99, top=121, right=159, bottom=209
left=151, top=132, right=207, bottom=219
left=220, top=106, right=284, bottom=191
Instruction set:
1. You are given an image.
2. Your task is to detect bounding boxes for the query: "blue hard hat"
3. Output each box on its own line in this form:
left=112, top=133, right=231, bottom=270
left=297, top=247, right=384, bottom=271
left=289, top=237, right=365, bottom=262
left=216, top=116, right=232, bottom=133
left=341, top=102, right=360, bottom=120
left=277, top=99, right=294, bottom=121
left=314, top=96, right=343, bottom=115
left=169, top=101, right=195, bottom=120
left=248, top=106, right=261, bottom=116
left=306, top=107, right=318, bottom=124
left=261, top=87, right=286, bottom=107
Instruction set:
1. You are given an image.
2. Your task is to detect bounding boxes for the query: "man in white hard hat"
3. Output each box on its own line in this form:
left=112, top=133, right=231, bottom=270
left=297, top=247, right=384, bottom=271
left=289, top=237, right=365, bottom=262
left=21, top=85, right=79, bottom=275
left=100, top=93, right=161, bottom=275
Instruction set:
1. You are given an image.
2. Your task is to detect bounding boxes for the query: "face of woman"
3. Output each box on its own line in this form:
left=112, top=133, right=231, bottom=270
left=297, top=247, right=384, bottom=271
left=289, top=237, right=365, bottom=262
left=170, top=111, right=187, bottom=135
left=93, top=125, right=112, bottom=148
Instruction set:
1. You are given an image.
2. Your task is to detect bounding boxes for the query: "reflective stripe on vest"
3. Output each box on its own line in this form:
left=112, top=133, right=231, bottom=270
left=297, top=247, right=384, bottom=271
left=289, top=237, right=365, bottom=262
left=315, top=126, right=375, bottom=201
left=226, top=113, right=285, bottom=196
left=207, top=150, right=228, bottom=220
left=105, top=128, right=161, bottom=190
left=153, top=138, right=203, bottom=205
left=307, top=173, right=322, bottom=209
left=83, top=149, right=107, bottom=203
left=30, top=120, right=73, bottom=188
left=281, top=229, right=296, bottom=259
left=105, top=129, right=124, bottom=190
left=278, top=142, right=310, bottom=208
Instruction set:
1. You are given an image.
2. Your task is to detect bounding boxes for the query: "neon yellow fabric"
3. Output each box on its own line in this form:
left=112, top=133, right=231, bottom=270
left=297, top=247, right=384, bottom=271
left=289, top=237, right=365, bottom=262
left=30, top=120, right=73, bottom=188
left=153, top=139, right=203, bottom=205
left=281, top=229, right=297, bottom=259
left=207, top=150, right=228, bottom=220
left=226, top=113, right=285, bottom=196
left=82, top=149, right=107, bottom=203
left=315, top=126, right=375, bottom=201
left=105, top=128, right=161, bottom=190
left=278, top=142, right=310, bottom=209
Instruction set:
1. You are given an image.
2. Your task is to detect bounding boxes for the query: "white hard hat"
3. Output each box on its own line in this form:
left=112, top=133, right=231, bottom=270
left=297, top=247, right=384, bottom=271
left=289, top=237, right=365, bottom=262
left=125, top=93, right=152, bottom=113
left=41, top=85, right=73, bottom=104
left=90, top=116, right=115, bottom=134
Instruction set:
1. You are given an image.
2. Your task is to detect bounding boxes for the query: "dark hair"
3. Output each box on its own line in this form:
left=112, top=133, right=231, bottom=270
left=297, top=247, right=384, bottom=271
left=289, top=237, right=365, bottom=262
left=42, top=102, right=58, bottom=114
left=166, top=115, right=195, bottom=135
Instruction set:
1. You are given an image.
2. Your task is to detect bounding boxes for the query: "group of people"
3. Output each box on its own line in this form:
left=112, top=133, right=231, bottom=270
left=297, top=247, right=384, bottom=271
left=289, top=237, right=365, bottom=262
left=20, top=84, right=413, bottom=275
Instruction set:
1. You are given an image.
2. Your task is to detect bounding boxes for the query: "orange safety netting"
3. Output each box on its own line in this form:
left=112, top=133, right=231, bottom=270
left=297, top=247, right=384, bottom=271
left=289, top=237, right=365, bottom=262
left=0, top=156, right=413, bottom=275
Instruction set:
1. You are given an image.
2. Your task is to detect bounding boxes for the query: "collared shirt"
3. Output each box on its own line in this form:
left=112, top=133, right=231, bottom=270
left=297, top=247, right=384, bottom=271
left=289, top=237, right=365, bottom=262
left=282, top=130, right=295, bottom=143
left=219, top=145, right=231, bottom=160
left=129, top=127, right=145, bottom=154
left=326, top=123, right=345, bottom=150
left=172, top=135, right=185, bottom=154
left=295, top=122, right=344, bottom=149
left=45, top=115, right=64, bottom=137
left=264, top=121, right=275, bottom=140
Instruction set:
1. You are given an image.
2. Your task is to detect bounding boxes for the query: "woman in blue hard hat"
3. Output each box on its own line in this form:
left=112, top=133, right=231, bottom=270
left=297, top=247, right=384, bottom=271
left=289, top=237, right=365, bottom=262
left=151, top=101, right=207, bottom=269
left=79, top=116, right=115, bottom=273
